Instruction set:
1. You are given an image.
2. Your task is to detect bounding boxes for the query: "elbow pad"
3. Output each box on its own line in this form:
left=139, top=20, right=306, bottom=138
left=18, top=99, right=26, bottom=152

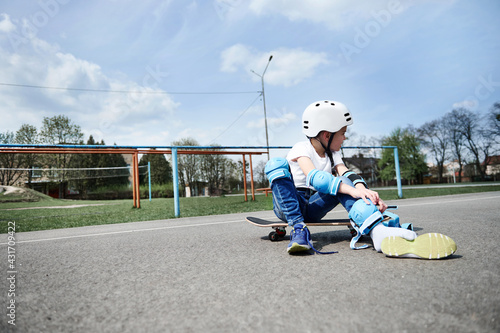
left=306, top=169, right=341, bottom=196
left=342, top=170, right=368, bottom=188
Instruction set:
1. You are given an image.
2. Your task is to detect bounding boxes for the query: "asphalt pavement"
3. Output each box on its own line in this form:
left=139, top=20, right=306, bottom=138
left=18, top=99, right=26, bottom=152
left=1, top=191, right=499, bottom=332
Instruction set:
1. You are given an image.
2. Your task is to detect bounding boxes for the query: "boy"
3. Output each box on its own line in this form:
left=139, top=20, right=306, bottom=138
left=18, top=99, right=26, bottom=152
left=265, top=100, right=456, bottom=259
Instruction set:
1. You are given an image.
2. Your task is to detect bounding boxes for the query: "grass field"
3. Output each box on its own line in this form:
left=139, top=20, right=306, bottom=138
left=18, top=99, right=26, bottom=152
left=1, top=184, right=499, bottom=233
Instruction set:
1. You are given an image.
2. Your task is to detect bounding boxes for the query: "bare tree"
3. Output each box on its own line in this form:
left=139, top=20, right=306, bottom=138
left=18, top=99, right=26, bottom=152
left=419, top=119, right=449, bottom=183
left=199, top=145, right=230, bottom=196
left=253, top=160, right=268, bottom=188
left=487, top=102, right=500, bottom=146
left=444, top=110, right=466, bottom=182
left=451, top=108, right=493, bottom=180
left=171, top=138, right=201, bottom=196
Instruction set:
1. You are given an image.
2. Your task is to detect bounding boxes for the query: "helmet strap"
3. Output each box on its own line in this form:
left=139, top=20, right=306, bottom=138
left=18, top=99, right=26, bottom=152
left=312, top=132, right=335, bottom=170
left=325, top=132, right=335, bottom=169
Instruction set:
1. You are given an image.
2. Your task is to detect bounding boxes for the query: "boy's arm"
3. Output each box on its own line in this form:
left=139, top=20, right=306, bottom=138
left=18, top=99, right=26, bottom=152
left=334, top=164, right=387, bottom=212
left=297, top=156, right=316, bottom=177
left=298, top=157, right=386, bottom=211
left=335, top=163, right=349, bottom=176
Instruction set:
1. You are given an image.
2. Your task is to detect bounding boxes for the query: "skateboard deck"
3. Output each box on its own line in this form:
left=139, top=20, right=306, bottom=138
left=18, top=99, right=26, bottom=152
left=246, top=216, right=353, bottom=241
left=246, top=216, right=351, bottom=227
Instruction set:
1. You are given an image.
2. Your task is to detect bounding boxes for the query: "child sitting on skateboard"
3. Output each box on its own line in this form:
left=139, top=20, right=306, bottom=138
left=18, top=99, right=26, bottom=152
left=265, top=100, right=456, bottom=258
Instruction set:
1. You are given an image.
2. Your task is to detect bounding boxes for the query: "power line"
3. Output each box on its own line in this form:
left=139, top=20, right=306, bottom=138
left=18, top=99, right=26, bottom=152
left=0, top=82, right=259, bottom=95
left=209, top=94, right=262, bottom=144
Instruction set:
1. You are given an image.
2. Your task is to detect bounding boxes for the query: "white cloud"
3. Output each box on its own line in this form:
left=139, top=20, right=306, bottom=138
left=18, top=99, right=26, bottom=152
left=246, top=0, right=459, bottom=31
left=220, top=44, right=252, bottom=73
left=248, top=0, right=407, bottom=30
left=0, top=18, right=179, bottom=145
left=0, top=13, right=16, bottom=33
left=452, top=100, right=477, bottom=110
left=220, top=44, right=328, bottom=87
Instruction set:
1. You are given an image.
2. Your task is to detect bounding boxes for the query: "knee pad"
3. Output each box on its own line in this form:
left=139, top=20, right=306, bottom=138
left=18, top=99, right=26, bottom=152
left=348, top=199, right=384, bottom=250
left=265, top=157, right=291, bottom=185
left=348, top=199, right=383, bottom=232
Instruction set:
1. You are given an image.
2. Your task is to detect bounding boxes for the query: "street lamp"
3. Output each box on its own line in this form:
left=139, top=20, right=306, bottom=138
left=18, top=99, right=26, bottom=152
left=251, top=55, right=273, bottom=160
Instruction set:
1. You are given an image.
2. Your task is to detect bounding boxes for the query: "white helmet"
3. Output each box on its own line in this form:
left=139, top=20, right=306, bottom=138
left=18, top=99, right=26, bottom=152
left=302, top=100, right=353, bottom=137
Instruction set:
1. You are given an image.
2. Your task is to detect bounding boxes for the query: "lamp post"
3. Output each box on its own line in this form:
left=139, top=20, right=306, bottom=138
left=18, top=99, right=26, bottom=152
left=251, top=55, right=273, bottom=160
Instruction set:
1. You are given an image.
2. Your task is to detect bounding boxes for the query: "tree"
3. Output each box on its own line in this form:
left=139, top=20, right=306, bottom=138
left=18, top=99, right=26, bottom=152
left=226, top=159, right=241, bottom=193
left=253, top=160, right=268, bottom=189
left=68, top=135, right=100, bottom=194
left=0, top=131, right=23, bottom=186
left=487, top=102, right=500, bottom=145
left=419, top=119, right=449, bottom=183
left=451, top=108, right=493, bottom=181
left=97, top=150, right=129, bottom=188
left=139, top=152, right=172, bottom=185
left=443, top=110, right=466, bottom=182
left=39, top=115, right=84, bottom=198
left=39, top=115, right=84, bottom=145
left=199, top=145, right=232, bottom=196
left=15, top=124, right=39, bottom=187
left=236, top=158, right=251, bottom=192
left=171, top=138, right=201, bottom=196
left=68, top=136, right=129, bottom=196
left=379, top=127, right=428, bottom=185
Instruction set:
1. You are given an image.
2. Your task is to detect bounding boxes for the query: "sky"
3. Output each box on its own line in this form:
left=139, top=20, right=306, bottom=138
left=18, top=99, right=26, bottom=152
left=1, top=0, right=499, bottom=160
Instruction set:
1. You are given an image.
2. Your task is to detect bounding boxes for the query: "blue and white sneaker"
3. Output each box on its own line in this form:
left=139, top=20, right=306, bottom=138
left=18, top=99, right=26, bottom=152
left=287, top=223, right=311, bottom=253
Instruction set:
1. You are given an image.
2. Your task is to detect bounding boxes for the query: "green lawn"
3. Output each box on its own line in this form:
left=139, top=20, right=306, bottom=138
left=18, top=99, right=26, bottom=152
left=0, top=195, right=274, bottom=233
left=1, top=184, right=499, bottom=233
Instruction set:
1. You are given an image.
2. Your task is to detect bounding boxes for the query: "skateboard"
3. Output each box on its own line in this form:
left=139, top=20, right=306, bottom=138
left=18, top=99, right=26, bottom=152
left=246, top=216, right=353, bottom=241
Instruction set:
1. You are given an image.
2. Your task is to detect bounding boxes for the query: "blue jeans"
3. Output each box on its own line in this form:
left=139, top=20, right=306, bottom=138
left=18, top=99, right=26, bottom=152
left=271, top=176, right=357, bottom=226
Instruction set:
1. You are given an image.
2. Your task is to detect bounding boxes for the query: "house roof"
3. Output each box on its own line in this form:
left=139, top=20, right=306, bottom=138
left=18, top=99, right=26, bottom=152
left=482, top=155, right=500, bottom=166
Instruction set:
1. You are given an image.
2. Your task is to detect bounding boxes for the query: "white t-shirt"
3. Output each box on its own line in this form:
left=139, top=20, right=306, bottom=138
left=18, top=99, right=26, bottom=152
left=286, top=140, right=344, bottom=189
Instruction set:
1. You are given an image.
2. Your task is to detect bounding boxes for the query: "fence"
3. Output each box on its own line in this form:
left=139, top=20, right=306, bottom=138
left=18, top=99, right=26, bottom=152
left=0, top=144, right=402, bottom=217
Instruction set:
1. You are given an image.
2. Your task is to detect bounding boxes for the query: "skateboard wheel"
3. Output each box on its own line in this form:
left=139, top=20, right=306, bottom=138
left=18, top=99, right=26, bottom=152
left=276, top=228, right=286, bottom=237
left=269, top=231, right=281, bottom=241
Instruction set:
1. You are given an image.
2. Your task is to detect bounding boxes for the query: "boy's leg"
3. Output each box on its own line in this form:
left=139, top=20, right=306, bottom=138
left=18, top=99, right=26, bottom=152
left=303, top=191, right=343, bottom=222
left=334, top=176, right=418, bottom=250
left=265, top=158, right=310, bottom=253
left=348, top=197, right=457, bottom=259
left=265, top=158, right=304, bottom=227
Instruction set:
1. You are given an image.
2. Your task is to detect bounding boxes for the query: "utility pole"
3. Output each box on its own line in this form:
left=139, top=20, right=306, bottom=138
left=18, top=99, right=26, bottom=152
left=251, top=55, right=273, bottom=160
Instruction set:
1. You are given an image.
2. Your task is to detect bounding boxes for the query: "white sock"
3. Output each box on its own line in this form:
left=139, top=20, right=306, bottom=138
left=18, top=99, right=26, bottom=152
left=370, top=223, right=417, bottom=252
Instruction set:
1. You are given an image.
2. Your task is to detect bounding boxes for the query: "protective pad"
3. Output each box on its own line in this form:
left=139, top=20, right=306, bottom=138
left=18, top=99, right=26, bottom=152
left=306, top=169, right=341, bottom=196
left=381, top=210, right=413, bottom=231
left=348, top=199, right=382, bottom=229
left=382, top=210, right=400, bottom=228
left=265, top=157, right=291, bottom=185
left=342, top=170, right=368, bottom=188
left=348, top=199, right=384, bottom=250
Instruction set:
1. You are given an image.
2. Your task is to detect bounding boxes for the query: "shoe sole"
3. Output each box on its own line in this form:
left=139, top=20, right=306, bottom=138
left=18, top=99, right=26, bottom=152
left=381, top=233, right=457, bottom=259
left=287, top=242, right=311, bottom=253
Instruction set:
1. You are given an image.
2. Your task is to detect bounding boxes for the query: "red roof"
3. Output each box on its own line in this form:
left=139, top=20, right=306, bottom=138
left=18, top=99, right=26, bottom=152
left=483, top=155, right=500, bottom=165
